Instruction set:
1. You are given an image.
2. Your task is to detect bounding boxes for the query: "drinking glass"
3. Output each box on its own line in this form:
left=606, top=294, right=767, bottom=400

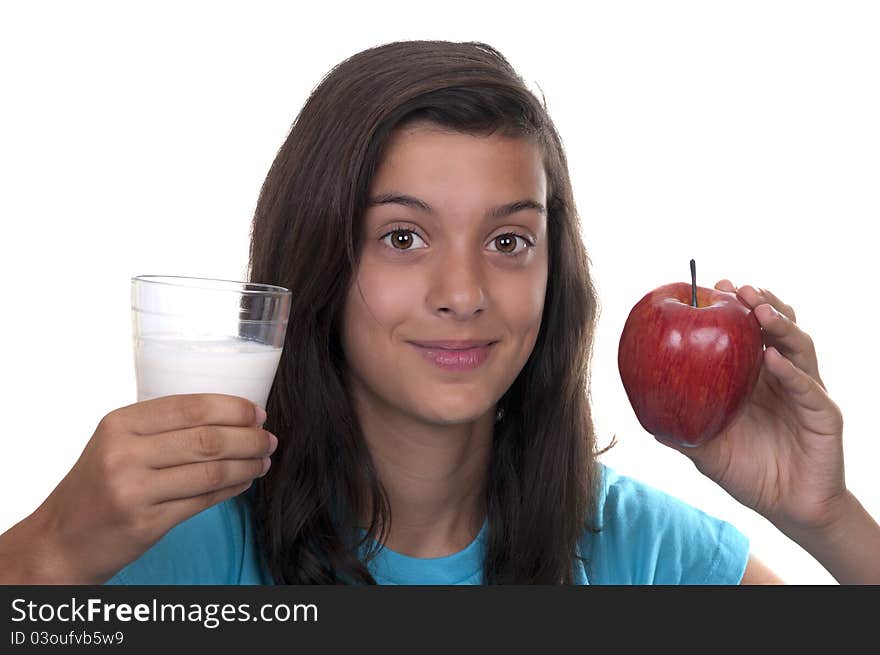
left=131, top=275, right=291, bottom=408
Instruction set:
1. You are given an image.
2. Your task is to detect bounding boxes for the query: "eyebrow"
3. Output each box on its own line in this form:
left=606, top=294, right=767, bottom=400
left=368, top=192, right=546, bottom=220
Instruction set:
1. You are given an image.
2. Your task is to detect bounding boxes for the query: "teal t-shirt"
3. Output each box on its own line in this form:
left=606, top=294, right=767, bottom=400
left=104, top=463, right=749, bottom=585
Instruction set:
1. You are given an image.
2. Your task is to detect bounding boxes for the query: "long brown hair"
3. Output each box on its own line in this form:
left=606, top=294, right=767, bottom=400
left=247, top=40, right=615, bottom=584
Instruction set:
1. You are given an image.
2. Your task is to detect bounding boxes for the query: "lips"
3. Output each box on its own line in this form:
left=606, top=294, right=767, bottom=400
left=409, top=341, right=497, bottom=372
left=408, top=340, right=497, bottom=350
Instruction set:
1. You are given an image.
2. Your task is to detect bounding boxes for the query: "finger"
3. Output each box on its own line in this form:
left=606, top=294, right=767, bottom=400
left=120, top=393, right=265, bottom=436
left=737, top=285, right=796, bottom=323
left=153, top=479, right=255, bottom=536
left=714, top=279, right=737, bottom=293
left=752, top=303, right=825, bottom=390
left=654, top=434, right=695, bottom=454
left=140, top=425, right=277, bottom=469
left=721, top=282, right=823, bottom=388
left=763, top=347, right=842, bottom=436
left=147, top=457, right=271, bottom=504
left=754, top=286, right=797, bottom=323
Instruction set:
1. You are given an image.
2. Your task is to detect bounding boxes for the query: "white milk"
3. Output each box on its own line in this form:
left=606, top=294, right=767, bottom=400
left=134, top=335, right=284, bottom=408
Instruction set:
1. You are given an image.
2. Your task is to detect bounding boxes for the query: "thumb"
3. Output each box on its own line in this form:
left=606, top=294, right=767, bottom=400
left=763, top=346, right=843, bottom=437
left=654, top=433, right=702, bottom=457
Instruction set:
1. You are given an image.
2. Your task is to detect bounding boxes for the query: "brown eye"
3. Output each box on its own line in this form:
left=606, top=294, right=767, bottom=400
left=391, top=230, right=414, bottom=249
left=379, top=228, right=533, bottom=258
left=380, top=228, right=427, bottom=252
left=489, top=233, right=533, bottom=257
left=495, top=234, right=517, bottom=254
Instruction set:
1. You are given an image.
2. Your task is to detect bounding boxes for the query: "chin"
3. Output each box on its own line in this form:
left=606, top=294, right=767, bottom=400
left=413, top=399, right=496, bottom=426
left=425, top=414, right=483, bottom=426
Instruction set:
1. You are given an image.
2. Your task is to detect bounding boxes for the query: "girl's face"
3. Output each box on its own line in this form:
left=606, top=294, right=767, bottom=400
left=341, top=123, right=549, bottom=426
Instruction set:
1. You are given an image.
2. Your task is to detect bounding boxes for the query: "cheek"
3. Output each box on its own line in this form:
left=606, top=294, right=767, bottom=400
left=341, top=261, right=418, bottom=375
left=497, top=267, right=548, bottom=349
left=345, top=263, right=421, bottom=336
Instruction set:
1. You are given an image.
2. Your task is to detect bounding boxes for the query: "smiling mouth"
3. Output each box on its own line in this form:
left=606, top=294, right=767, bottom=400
left=408, top=342, right=496, bottom=371
left=407, top=341, right=498, bottom=350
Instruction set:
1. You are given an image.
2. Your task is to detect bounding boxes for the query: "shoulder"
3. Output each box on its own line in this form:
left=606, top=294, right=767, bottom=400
left=104, top=491, right=263, bottom=585
left=578, top=463, right=750, bottom=585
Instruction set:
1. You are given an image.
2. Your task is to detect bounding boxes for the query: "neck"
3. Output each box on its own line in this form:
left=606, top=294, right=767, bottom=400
left=351, top=383, right=495, bottom=558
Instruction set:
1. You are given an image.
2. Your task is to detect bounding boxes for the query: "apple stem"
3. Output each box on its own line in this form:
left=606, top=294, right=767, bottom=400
left=690, top=258, right=697, bottom=308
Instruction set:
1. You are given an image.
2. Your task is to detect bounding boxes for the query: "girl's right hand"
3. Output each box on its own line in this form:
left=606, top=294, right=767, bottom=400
left=3, top=393, right=276, bottom=584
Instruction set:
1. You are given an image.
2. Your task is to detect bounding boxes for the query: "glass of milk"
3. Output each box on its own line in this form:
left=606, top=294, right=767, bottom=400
left=131, top=275, right=291, bottom=409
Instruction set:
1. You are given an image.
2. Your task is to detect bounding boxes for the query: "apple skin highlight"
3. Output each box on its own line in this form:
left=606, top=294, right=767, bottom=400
left=617, top=282, right=764, bottom=448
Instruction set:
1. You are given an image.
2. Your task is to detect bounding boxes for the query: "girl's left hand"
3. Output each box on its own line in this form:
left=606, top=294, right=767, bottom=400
left=656, top=280, right=848, bottom=535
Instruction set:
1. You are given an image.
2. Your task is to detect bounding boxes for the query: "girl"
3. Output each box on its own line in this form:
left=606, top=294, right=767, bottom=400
left=2, top=40, right=877, bottom=585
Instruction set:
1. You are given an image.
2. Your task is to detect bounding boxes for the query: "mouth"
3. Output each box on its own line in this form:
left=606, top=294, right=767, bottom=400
left=408, top=341, right=497, bottom=372
left=407, top=340, right=497, bottom=350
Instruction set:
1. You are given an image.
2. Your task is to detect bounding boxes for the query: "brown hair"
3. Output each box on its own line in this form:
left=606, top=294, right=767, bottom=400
left=247, top=40, right=615, bottom=583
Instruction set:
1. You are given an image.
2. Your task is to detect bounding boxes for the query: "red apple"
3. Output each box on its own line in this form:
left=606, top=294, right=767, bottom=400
left=617, top=281, right=764, bottom=447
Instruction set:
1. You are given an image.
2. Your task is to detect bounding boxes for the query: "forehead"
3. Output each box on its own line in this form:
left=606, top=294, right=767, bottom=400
left=370, top=124, right=547, bottom=203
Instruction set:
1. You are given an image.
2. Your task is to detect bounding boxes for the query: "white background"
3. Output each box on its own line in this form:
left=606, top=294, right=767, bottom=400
left=2, top=1, right=877, bottom=585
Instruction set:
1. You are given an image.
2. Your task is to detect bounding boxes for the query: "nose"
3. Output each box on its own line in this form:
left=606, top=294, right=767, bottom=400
left=426, top=248, right=487, bottom=318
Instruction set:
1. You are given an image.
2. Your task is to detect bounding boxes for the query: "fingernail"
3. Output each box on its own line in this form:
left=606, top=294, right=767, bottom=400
left=254, top=405, right=267, bottom=427
left=267, top=433, right=278, bottom=453
left=261, top=457, right=272, bottom=475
